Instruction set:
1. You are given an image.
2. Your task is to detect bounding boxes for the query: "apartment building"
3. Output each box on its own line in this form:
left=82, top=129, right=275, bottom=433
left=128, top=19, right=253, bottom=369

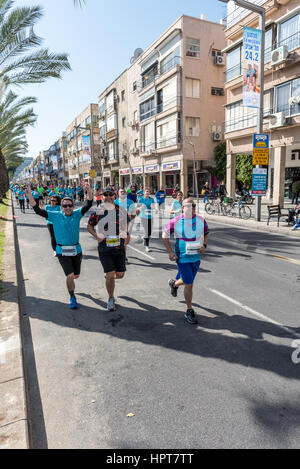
left=66, top=103, right=100, bottom=185
left=98, top=14, right=226, bottom=194
left=223, top=0, right=300, bottom=206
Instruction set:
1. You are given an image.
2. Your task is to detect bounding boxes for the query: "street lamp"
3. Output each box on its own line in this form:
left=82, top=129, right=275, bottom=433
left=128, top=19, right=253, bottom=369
left=219, top=0, right=266, bottom=221
left=186, top=139, right=199, bottom=208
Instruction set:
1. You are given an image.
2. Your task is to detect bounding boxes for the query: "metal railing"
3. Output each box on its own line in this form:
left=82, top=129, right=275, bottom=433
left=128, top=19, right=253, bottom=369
left=140, top=132, right=181, bottom=153
left=140, top=56, right=181, bottom=90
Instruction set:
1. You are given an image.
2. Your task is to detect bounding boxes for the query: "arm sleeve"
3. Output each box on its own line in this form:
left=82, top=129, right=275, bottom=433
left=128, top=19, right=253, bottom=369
left=33, top=205, right=48, bottom=219
left=81, top=199, right=93, bottom=216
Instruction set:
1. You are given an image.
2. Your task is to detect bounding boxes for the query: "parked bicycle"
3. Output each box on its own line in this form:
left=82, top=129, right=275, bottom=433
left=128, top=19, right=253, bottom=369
left=205, top=197, right=252, bottom=220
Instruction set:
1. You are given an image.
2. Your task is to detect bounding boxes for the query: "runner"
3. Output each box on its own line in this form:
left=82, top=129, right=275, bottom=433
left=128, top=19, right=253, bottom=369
left=115, top=188, right=137, bottom=264
left=87, top=186, right=130, bottom=312
left=32, top=187, right=41, bottom=206
left=170, top=191, right=183, bottom=218
left=26, top=183, right=93, bottom=309
left=45, top=195, right=61, bottom=255
left=162, top=198, right=210, bottom=325
left=155, top=187, right=166, bottom=215
left=127, top=184, right=138, bottom=203
left=137, top=188, right=155, bottom=253
left=18, top=186, right=26, bottom=213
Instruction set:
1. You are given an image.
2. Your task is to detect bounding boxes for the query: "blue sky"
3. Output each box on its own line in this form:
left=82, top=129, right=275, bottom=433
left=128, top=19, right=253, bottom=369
left=16, top=0, right=227, bottom=158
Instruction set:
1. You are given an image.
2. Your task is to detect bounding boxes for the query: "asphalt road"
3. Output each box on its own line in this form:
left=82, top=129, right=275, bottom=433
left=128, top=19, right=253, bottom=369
left=12, top=201, right=300, bottom=449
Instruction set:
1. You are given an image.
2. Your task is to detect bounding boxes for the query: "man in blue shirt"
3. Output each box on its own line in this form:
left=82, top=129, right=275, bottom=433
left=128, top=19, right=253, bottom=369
left=163, top=198, right=210, bottom=325
left=127, top=184, right=138, bottom=203
left=26, top=183, right=93, bottom=309
left=155, top=187, right=166, bottom=214
left=18, top=187, right=26, bottom=213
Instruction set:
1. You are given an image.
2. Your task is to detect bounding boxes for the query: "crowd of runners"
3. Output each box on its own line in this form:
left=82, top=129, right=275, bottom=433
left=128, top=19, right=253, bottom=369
left=10, top=182, right=209, bottom=325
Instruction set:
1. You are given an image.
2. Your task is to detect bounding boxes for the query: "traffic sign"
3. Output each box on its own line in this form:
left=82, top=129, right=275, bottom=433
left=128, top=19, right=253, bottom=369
left=252, top=168, right=267, bottom=196
left=253, top=133, right=269, bottom=166
left=89, top=169, right=96, bottom=178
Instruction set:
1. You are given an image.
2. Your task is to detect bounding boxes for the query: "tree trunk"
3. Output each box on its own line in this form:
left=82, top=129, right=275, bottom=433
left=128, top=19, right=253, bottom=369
left=0, top=149, right=9, bottom=201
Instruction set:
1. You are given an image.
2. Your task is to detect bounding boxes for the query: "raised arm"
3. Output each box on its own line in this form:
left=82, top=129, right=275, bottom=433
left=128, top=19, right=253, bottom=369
left=81, top=183, right=93, bottom=216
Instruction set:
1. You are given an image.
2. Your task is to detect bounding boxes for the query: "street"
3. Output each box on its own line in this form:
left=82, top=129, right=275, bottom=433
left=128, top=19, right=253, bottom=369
left=14, top=202, right=300, bottom=449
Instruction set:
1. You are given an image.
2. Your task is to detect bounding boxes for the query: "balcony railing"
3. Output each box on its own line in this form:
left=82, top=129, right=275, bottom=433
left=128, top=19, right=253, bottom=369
left=140, top=132, right=181, bottom=153
left=140, top=56, right=181, bottom=90
left=140, top=95, right=181, bottom=122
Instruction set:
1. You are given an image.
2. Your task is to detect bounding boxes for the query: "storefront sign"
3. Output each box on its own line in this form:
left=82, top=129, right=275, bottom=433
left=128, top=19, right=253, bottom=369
left=145, top=164, right=159, bottom=174
left=252, top=168, right=267, bottom=196
left=103, top=171, right=111, bottom=178
left=162, top=161, right=181, bottom=172
left=243, top=27, right=262, bottom=108
left=131, top=167, right=143, bottom=175
left=253, top=133, right=269, bottom=165
left=119, top=168, right=130, bottom=175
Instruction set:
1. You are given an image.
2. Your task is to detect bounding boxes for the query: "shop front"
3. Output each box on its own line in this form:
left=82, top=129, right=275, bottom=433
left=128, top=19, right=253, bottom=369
left=103, top=170, right=111, bottom=188
left=162, top=161, right=181, bottom=195
left=119, top=168, right=131, bottom=189
left=144, top=164, right=160, bottom=194
left=131, top=167, right=143, bottom=189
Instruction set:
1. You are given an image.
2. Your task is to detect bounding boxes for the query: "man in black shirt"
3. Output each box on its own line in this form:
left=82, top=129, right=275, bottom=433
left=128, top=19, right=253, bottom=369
left=87, top=187, right=130, bottom=311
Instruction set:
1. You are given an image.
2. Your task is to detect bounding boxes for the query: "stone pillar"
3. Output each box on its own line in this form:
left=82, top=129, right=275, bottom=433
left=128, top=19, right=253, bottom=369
left=226, top=153, right=236, bottom=198
left=159, top=170, right=164, bottom=189
left=180, top=159, right=188, bottom=197
left=273, top=145, right=286, bottom=207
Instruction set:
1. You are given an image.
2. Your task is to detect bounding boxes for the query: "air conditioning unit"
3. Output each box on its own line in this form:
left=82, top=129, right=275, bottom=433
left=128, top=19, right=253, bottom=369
left=212, top=132, right=222, bottom=141
left=128, top=120, right=134, bottom=127
left=214, top=55, right=225, bottom=66
left=269, top=112, right=286, bottom=129
left=271, top=45, right=289, bottom=66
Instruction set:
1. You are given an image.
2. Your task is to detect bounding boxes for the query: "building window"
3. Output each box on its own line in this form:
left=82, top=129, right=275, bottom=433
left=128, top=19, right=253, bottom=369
left=186, top=78, right=200, bottom=98
left=122, top=117, right=126, bottom=128
left=186, top=37, right=200, bottom=58
left=133, top=82, right=137, bottom=91
left=134, top=110, right=138, bottom=122
left=275, top=78, right=300, bottom=116
left=157, top=89, right=163, bottom=113
left=140, top=96, right=156, bottom=121
left=186, top=117, right=200, bottom=137
left=211, top=87, right=224, bottom=96
left=121, top=90, right=125, bottom=101
left=278, top=13, right=300, bottom=52
left=212, top=49, right=222, bottom=57
left=160, top=46, right=180, bottom=74
left=226, top=45, right=242, bottom=81
left=225, top=101, right=257, bottom=132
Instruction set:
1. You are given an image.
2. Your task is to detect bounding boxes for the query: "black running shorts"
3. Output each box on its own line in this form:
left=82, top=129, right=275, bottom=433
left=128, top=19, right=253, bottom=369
left=57, top=253, right=83, bottom=277
left=98, top=247, right=126, bottom=274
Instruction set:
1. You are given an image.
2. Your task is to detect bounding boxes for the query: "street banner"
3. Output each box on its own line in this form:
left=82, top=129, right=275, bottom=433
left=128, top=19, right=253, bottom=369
left=252, top=168, right=267, bottom=196
left=253, top=133, right=269, bottom=165
left=82, top=135, right=91, bottom=162
left=243, top=27, right=262, bottom=108
left=52, top=154, right=58, bottom=170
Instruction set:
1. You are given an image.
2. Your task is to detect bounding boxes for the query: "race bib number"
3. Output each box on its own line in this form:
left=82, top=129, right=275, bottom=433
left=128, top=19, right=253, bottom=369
left=185, top=241, right=202, bottom=256
left=61, top=245, right=77, bottom=257
left=106, top=236, right=120, bottom=248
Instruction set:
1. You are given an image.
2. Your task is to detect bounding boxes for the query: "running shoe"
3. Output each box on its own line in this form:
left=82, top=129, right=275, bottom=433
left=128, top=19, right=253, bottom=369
left=107, top=297, right=116, bottom=311
left=69, top=297, right=78, bottom=309
left=146, top=246, right=151, bottom=253
left=184, top=309, right=198, bottom=325
left=168, top=279, right=178, bottom=297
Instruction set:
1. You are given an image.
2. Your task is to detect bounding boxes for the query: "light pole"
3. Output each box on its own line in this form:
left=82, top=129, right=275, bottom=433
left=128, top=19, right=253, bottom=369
left=219, top=0, right=266, bottom=221
left=186, top=139, right=199, bottom=208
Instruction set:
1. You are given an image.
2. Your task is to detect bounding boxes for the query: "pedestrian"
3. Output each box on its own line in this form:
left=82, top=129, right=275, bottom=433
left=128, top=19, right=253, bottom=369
left=18, top=186, right=26, bottom=213
left=32, top=187, right=40, bottom=206
left=87, top=186, right=130, bottom=312
left=218, top=181, right=227, bottom=201
left=203, top=182, right=210, bottom=204
left=170, top=191, right=183, bottom=217
left=162, top=198, right=210, bottom=325
left=137, top=188, right=155, bottom=253
left=155, top=187, right=166, bottom=214
left=127, top=184, right=138, bottom=203
left=26, top=183, right=93, bottom=309
left=291, top=180, right=300, bottom=205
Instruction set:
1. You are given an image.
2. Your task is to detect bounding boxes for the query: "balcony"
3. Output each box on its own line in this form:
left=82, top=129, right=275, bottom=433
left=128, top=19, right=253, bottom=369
left=140, top=132, right=181, bottom=154
left=140, top=96, right=181, bottom=123
left=139, top=56, right=181, bottom=91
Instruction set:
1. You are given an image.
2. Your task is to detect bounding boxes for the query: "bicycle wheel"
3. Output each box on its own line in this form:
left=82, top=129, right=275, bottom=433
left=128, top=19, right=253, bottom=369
left=230, top=204, right=238, bottom=217
left=205, top=203, right=215, bottom=215
left=239, top=205, right=251, bottom=220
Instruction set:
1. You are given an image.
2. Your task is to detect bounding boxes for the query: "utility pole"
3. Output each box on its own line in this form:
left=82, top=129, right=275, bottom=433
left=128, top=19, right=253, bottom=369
left=219, top=0, right=266, bottom=221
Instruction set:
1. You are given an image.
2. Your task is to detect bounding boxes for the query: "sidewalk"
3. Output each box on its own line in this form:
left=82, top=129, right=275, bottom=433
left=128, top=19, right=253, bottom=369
left=165, top=197, right=300, bottom=239
left=0, top=195, right=29, bottom=449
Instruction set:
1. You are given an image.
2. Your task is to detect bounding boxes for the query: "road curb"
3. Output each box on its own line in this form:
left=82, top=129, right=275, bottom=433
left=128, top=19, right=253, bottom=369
left=0, top=194, right=29, bottom=449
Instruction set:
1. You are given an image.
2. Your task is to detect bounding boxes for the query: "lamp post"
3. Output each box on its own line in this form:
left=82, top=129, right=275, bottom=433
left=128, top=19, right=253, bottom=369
left=219, top=0, right=266, bottom=221
left=186, top=139, right=199, bottom=208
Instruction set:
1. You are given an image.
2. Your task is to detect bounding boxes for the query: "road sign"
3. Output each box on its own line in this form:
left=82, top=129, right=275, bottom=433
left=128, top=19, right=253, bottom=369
left=89, top=170, right=96, bottom=178
left=253, top=133, right=269, bottom=165
left=252, top=168, right=267, bottom=196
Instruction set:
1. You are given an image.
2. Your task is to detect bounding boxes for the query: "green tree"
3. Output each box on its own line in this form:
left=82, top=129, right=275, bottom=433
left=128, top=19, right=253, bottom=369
left=236, top=154, right=253, bottom=189
left=0, top=0, right=71, bottom=196
left=0, top=90, right=37, bottom=199
left=207, top=142, right=226, bottom=182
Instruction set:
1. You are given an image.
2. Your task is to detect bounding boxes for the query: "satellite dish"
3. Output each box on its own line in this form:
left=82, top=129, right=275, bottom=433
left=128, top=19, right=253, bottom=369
left=130, top=47, right=144, bottom=64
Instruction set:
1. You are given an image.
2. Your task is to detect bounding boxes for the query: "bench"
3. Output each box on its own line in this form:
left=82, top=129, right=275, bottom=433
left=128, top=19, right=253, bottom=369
left=267, top=205, right=289, bottom=227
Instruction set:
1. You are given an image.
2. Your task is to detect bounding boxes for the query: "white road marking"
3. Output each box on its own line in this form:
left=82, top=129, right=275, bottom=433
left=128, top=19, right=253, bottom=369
left=209, top=288, right=300, bottom=340
left=127, top=245, right=155, bottom=261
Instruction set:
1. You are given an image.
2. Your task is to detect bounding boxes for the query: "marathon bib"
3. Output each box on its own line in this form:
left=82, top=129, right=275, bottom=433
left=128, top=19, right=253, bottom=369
left=106, top=236, right=120, bottom=248
left=61, top=245, right=77, bottom=257
left=185, top=241, right=202, bottom=256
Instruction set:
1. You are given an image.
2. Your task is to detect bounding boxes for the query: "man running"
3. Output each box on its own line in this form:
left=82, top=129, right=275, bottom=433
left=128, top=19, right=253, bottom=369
left=137, top=188, right=155, bottom=253
left=45, top=195, right=61, bottom=255
left=87, top=186, right=130, bottom=312
left=162, top=198, right=210, bottom=325
left=170, top=191, right=183, bottom=217
left=18, top=186, right=26, bottom=213
left=26, top=183, right=93, bottom=309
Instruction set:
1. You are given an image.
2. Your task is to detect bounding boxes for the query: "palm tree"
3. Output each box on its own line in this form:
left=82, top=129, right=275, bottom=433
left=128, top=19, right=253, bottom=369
left=0, top=90, right=37, bottom=199
left=73, top=0, right=86, bottom=7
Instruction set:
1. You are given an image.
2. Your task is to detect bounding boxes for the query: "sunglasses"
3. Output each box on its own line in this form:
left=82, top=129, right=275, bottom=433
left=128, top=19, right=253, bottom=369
left=103, top=192, right=114, bottom=197
left=62, top=204, right=73, bottom=208
left=183, top=204, right=196, bottom=208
